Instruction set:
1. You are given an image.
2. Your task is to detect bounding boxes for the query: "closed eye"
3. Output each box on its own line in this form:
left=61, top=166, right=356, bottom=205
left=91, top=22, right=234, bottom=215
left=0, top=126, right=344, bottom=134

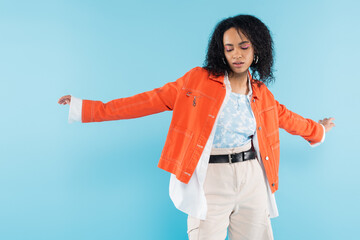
left=240, top=43, right=250, bottom=49
left=225, top=46, right=233, bottom=52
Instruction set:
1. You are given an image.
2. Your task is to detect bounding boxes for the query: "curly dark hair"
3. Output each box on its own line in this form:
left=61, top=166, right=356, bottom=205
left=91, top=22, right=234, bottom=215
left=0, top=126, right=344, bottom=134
left=204, top=14, right=275, bottom=84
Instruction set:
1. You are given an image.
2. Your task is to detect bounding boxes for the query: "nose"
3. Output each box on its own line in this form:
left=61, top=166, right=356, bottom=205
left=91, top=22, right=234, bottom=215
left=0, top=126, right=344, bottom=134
left=232, top=48, right=242, bottom=59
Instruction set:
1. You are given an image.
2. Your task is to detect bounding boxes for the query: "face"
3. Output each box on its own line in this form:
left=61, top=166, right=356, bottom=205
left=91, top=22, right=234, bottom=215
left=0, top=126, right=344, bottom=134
left=223, top=27, right=255, bottom=76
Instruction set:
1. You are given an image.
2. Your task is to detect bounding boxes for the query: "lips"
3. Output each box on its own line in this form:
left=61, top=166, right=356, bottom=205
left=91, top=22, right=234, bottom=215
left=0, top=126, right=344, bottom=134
left=232, top=62, right=244, bottom=67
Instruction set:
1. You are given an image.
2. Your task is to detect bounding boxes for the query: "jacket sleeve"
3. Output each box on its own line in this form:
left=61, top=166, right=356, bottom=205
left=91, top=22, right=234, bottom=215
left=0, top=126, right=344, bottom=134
left=81, top=73, right=187, bottom=123
left=275, top=100, right=325, bottom=146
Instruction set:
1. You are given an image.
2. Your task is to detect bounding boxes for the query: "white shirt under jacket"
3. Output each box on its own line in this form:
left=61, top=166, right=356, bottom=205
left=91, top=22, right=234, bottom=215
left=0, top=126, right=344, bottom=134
left=67, top=72, right=325, bottom=220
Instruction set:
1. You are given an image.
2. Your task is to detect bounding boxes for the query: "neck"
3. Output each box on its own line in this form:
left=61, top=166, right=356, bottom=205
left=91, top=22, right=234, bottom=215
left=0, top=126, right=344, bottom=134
left=228, top=71, right=249, bottom=94
left=228, top=71, right=248, bottom=82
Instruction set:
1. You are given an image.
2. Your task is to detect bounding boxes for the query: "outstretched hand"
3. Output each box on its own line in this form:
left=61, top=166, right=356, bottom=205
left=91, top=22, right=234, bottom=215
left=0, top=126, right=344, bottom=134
left=318, top=117, right=335, bottom=133
left=58, top=95, right=71, bottom=105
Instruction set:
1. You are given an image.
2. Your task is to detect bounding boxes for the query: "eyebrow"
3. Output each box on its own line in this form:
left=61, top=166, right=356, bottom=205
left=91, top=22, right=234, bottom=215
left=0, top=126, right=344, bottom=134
left=224, top=41, right=250, bottom=46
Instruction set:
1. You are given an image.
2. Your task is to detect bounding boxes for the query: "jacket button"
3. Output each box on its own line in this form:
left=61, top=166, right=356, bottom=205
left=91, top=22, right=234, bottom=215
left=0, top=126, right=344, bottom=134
left=265, top=156, right=269, bottom=160
left=253, top=99, right=255, bottom=102
left=258, top=127, right=261, bottom=130
left=272, top=183, right=275, bottom=187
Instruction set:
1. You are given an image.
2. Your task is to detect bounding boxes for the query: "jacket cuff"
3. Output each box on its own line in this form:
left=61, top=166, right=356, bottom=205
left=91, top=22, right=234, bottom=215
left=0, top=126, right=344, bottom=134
left=309, top=124, right=325, bottom=147
left=68, top=96, right=83, bottom=123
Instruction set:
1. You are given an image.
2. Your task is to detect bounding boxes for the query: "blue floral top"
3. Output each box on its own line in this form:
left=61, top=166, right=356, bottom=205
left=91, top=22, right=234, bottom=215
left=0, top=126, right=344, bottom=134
left=212, top=90, right=256, bottom=148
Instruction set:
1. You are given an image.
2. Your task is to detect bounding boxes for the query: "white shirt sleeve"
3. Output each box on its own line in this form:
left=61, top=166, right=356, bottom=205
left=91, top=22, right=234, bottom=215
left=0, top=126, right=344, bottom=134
left=309, top=124, right=326, bottom=147
left=68, top=96, right=83, bottom=123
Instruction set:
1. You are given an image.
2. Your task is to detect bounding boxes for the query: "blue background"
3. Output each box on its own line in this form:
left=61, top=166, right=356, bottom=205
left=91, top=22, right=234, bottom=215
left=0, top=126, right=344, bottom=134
left=1, top=0, right=359, bottom=239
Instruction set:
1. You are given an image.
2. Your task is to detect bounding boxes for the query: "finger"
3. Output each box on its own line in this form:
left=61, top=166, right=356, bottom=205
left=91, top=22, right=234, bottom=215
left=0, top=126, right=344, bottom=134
left=325, top=118, right=334, bottom=122
left=59, top=98, right=68, bottom=104
left=58, top=98, right=66, bottom=104
left=58, top=95, right=70, bottom=102
left=326, top=119, right=335, bottom=124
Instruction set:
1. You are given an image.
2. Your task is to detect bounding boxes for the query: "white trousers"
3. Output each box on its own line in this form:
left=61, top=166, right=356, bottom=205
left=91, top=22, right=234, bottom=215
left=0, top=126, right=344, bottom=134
left=187, top=145, right=274, bottom=240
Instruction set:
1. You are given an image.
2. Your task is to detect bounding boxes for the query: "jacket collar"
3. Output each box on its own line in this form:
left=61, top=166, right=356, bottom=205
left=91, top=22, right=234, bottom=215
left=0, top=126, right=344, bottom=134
left=208, top=72, right=225, bottom=84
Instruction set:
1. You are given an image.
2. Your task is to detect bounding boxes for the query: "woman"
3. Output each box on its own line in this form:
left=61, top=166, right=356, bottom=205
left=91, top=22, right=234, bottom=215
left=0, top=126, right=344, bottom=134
left=58, top=14, right=335, bottom=240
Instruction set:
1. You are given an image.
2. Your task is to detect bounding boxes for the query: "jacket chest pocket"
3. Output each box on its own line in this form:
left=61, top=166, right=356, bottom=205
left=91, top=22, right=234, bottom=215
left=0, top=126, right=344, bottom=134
left=259, top=105, right=279, bottom=144
left=181, top=88, right=216, bottom=107
left=183, top=88, right=215, bottom=106
left=185, top=91, right=200, bottom=107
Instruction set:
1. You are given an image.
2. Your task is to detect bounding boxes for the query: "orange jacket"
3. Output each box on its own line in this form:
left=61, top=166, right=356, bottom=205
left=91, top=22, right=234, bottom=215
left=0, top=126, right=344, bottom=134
left=81, top=67, right=324, bottom=193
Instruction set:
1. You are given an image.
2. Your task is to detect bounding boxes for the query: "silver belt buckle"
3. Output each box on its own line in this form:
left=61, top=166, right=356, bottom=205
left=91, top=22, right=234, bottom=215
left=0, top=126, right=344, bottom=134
left=228, top=154, right=232, bottom=164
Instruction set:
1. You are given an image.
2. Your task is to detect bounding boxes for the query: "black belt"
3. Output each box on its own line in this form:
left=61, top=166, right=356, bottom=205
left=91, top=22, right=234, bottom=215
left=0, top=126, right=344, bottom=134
left=209, top=149, right=256, bottom=164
